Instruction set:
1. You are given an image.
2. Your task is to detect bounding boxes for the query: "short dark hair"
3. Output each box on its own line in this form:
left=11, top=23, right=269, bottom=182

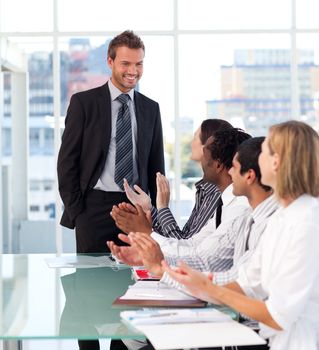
left=108, top=30, right=145, bottom=60
left=237, top=137, right=272, bottom=192
left=200, top=119, right=233, bottom=145
left=206, top=128, right=252, bottom=170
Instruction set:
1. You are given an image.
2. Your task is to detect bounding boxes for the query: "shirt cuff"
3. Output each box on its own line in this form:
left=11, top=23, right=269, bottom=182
left=160, top=271, right=180, bottom=290
left=151, top=206, right=158, bottom=223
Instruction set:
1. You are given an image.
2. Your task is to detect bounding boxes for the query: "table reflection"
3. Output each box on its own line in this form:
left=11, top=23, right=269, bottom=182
left=59, top=266, right=143, bottom=340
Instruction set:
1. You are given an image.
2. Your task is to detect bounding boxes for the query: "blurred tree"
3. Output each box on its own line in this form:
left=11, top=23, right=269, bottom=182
left=165, top=135, right=202, bottom=183
left=181, top=135, right=202, bottom=179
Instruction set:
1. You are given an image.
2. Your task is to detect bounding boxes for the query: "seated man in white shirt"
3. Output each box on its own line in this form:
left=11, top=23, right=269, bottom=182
left=110, top=127, right=251, bottom=257
left=211, top=137, right=278, bottom=287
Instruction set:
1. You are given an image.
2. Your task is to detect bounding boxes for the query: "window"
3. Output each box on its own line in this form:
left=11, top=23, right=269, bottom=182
left=30, top=181, right=41, bottom=192
left=178, top=0, right=291, bottom=30
left=57, top=0, right=173, bottom=31
left=2, top=128, right=11, bottom=156
left=30, top=205, right=40, bottom=212
left=43, top=181, right=53, bottom=191
left=2, top=0, right=319, bottom=252
left=1, top=0, right=53, bottom=32
left=29, top=128, right=40, bottom=154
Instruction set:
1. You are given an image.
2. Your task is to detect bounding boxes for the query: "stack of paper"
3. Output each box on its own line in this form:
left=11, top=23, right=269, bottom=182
left=113, top=281, right=206, bottom=307
left=137, top=322, right=267, bottom=349
left=121, top=307, right=232, bottom=325
left=121, top=307, right=266, bottom=349
left=119, top=281, right=195, bottom=301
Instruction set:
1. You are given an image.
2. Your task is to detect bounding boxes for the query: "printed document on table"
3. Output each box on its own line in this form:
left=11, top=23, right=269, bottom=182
left=136, top=322, right=266, bottom=350
left=119, top=281, right=196, bottom=301
left=121, top=307, right=232, bottom=325
left=45, top=255, right=122, bottom=268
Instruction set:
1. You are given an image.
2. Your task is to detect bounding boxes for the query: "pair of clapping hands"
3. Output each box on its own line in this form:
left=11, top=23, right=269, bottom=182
left=125, top=171, right=171, bottom=211
left=107, top=173, right=170, bottom=277
left=107, top=173, right=216, bottom=300
left=110, top=172, right=170, bottom=235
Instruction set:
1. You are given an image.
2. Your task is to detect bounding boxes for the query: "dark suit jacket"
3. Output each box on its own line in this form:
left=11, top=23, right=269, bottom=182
left=57, top=82, right=165, bottom=229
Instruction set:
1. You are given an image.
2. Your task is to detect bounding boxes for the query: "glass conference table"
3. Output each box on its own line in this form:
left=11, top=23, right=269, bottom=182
left=0, top=254, right=236, bottom=349
left=0, top=253, right=145, bottom=349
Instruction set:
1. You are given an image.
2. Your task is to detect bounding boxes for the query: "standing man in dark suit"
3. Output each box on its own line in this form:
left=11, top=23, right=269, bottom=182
left=57, top=30, right=165, bottom=254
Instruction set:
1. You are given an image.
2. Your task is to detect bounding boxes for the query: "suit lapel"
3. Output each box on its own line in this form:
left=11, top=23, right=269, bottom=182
left=97, top=82, right=112, bottom=155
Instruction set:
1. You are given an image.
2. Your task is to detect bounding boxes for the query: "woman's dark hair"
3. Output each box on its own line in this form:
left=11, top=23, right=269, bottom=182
left=200, top=119, right=233, bottom=145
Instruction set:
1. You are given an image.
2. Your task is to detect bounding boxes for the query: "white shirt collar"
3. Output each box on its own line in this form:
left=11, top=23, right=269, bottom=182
left=221, top=183, right=236, bottom=207
left=252, top=194, right=279, bottom=223
left=278, top=194, right=319, bottom=219
left=108, top=78, right=135, bottom=102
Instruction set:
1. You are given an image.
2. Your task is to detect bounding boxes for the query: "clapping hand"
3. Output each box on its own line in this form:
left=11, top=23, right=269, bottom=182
left=129, top=232, right=165, bottom=277
left=107, top=234, right=143, bottom=266
left=123, top=179, right=152, bottom=213
left=156, top=172, right=170, bottom=209
left=162, top=260, right=217, bottom=303
left=111, top=203, right=152, bottom=234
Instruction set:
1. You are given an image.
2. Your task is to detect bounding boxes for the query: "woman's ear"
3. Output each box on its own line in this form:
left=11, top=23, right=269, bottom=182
left=272, top=153, right=280, bottom=172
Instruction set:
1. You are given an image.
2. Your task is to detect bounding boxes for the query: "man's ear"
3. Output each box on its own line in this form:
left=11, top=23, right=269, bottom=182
left=246, top=169, right=256, bottom=185
left=107, top=57, right=113, bottom=70
left=215, top=160, right=224, bottom=173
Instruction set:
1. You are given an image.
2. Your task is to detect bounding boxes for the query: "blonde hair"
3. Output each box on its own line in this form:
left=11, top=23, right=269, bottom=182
left=268, top=120, right=319, bottom=199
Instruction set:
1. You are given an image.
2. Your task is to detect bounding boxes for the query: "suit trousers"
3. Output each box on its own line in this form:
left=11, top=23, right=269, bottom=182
left=75, top=189, right=129, bottom=350
left=75, top=189, right=129, bottom=253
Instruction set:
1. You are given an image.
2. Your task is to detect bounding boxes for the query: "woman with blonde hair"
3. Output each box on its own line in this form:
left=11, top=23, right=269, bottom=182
left=164, top=120, right=319, bottom=350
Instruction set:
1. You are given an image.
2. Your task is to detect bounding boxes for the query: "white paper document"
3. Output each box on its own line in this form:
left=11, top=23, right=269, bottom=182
left=119, top=281, right=196, bottom=301
left=137, top=322, right=266, bottom=349
left=121, top=307, right=232, bottom=325
left=45, top=255, right=121, bottom=268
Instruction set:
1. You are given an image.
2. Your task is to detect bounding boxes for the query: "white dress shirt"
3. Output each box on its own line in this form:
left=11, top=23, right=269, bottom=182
left=152, top=184, right=249, bottom=256
left=237, top=194, right=319, bottom=349
left=213, top=194, right=279, bottom=285
left=94, top=79, right=138, bottom=192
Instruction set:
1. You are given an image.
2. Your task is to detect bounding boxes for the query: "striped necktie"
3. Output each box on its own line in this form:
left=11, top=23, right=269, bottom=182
left=114, top=93, right=133, bottom=190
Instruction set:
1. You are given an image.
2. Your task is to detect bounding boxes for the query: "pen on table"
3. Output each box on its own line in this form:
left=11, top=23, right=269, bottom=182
left=130, top=312, right=178, bottom=319
left=148, top=312, right=179, bottom=318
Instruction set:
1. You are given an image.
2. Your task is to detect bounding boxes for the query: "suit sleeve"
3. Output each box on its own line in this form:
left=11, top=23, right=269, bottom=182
left=57, top=94, right=85, bottom=222
left=148, top=103, right=165, bottom=206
